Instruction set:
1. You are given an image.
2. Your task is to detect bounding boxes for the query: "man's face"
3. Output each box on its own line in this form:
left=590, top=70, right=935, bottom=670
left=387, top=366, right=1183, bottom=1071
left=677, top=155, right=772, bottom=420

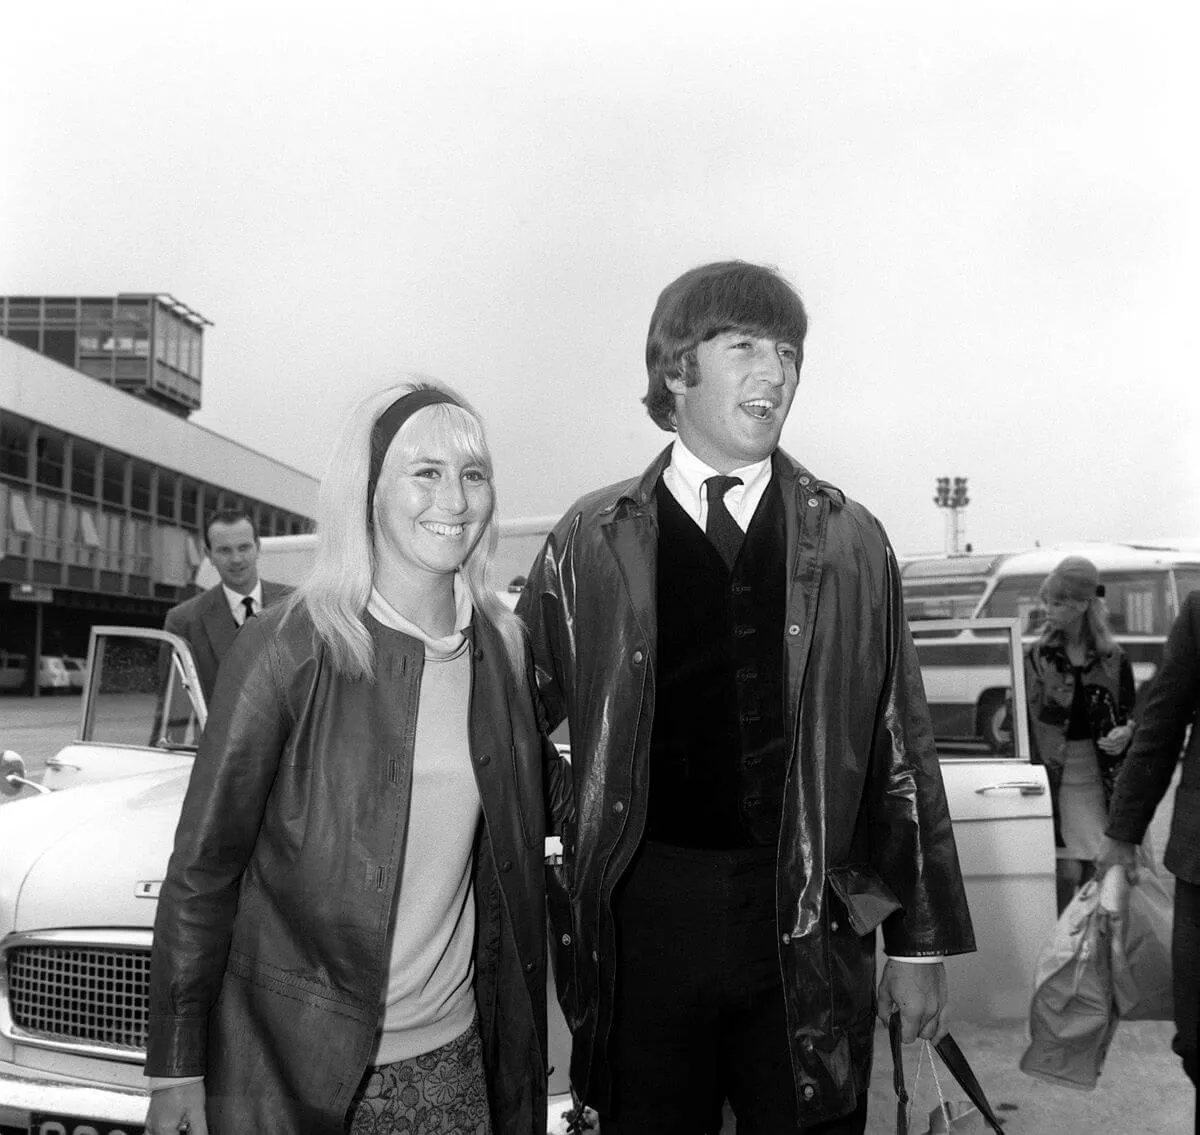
left=207, top=519, right=260, bottom=595
left=666, top=330, right=800, bottom=472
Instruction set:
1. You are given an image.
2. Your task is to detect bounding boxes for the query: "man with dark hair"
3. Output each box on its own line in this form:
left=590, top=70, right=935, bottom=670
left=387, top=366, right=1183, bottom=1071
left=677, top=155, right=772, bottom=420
left=519, top=260, right=973, bottom=1132
left=164, top=508, right=290, bottom=701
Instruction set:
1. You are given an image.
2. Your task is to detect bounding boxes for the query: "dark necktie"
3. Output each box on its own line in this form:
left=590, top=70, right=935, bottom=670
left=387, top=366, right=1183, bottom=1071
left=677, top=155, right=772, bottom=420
left=241, top=596, right=256, bottom=624
left=704, top=475, right=744, bottom=570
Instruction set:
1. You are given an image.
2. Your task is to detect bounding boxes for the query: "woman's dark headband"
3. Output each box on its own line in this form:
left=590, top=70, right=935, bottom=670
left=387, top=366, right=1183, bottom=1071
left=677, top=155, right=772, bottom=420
left=367, top=388, right=462, bottom=519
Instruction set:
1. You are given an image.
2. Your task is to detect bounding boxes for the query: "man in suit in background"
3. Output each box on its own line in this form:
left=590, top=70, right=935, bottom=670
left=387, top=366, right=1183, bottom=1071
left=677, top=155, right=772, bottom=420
left=1100, top=589, right=1200, bottom=1127
left=164, top=508, right=291, bottom=702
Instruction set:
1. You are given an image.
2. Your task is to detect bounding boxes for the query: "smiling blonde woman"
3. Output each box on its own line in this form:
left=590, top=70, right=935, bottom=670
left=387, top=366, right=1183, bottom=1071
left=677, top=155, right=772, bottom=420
left=145, top=380, right=558, bottom=1135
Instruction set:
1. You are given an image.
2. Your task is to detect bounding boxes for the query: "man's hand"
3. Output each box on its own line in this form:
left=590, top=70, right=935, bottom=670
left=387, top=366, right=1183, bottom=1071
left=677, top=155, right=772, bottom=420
left=877, top=959, right=948, bottom=1044
left=1096, top=835, right=1140, bottom=884
left=146, top=1080, right=208, bottom=1135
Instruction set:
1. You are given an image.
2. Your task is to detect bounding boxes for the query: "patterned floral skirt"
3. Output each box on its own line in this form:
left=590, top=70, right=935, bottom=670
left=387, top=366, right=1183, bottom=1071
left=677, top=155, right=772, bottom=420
left=346, top=1021, right=493, bottom=1135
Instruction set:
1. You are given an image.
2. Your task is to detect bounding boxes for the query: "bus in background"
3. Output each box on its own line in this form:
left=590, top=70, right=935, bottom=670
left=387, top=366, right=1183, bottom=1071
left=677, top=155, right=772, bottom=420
left=898, top=552, right=1011, bottom=622
left=916, top=541, right=1200, bottom=750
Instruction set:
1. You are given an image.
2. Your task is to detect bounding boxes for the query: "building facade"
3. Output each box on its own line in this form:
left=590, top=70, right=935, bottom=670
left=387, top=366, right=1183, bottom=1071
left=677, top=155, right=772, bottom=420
left=1, top=295, right=316, bottom=688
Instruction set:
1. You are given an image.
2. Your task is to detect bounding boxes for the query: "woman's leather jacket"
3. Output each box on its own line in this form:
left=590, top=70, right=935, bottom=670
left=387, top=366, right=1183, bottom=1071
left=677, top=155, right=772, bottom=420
left=518, top=446, right=975, bottom=1126
left=146, top=602, right=550, bottom=1134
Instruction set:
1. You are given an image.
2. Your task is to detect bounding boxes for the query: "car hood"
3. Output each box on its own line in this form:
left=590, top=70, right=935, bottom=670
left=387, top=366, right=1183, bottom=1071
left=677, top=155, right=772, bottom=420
left=0, top=766, right=190, bottom=935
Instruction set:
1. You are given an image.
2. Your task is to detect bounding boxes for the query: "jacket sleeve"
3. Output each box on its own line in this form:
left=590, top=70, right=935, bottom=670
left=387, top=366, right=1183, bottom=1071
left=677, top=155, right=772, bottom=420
left=516, top=529, right=576, bottom=837
left=1106, top=596, right=1200, bottom=844
left=145, top=618, right=293, bottom=1077
left=869, top=537, right=975, bottom=958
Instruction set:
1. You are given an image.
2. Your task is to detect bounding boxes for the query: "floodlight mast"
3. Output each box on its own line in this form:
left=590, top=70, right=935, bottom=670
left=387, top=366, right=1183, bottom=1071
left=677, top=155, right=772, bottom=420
left=933, top=476, right=970, bottom=553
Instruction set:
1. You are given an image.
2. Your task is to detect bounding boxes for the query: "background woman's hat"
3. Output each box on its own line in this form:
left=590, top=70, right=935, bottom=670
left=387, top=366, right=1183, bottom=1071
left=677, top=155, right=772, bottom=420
left=1048, top=555, right=1105, bottom=599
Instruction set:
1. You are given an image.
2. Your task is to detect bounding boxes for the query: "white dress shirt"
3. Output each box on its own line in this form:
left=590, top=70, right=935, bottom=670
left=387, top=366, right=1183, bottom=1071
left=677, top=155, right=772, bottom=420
left=222, top=580, right=264, bottom=626
left=661, top=438, right=773, bottom=533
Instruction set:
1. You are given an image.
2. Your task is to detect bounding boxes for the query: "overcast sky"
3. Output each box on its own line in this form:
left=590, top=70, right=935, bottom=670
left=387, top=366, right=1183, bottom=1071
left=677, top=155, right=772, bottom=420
left=3, top=0, right=1198, bottom=555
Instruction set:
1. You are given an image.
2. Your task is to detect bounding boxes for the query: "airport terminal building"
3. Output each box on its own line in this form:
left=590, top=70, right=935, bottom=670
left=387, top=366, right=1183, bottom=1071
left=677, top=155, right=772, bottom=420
left=0, top=294, right=316, bottom=684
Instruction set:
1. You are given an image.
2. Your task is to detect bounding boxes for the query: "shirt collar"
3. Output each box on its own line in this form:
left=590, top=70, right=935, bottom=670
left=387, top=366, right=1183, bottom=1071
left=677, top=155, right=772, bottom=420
left=669, top=437, right=773, bottom=510
left=222, top=579, right=263, bottom=619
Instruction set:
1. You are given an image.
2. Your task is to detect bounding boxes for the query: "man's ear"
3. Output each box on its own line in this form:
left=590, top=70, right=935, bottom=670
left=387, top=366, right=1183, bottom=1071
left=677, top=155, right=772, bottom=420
left=664, top=372, right=688, bottom=396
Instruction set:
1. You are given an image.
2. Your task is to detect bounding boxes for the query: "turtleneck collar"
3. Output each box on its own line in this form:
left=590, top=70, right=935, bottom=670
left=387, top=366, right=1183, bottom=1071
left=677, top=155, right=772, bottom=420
left=367, top=574, right=473, bottom=660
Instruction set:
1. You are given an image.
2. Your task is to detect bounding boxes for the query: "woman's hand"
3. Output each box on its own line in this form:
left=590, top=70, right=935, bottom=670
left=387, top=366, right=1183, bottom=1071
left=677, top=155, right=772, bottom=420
left=1097, top=722, right=1134, bottom=755
left=146, top=1080, right=208, bottom=1135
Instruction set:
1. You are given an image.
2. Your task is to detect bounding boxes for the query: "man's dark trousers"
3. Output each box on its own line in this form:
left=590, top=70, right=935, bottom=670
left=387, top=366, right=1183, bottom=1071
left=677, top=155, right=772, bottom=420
left=603, top=840, right=868, bottom=1134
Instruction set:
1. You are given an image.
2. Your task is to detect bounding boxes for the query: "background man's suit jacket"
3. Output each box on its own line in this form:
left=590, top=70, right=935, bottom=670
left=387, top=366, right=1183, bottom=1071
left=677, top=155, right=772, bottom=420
left=164, top=581, right=292, bottom=702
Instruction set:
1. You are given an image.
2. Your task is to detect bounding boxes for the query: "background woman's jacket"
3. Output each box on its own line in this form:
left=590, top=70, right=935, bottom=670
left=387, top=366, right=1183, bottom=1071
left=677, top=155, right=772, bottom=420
left=146, top=602, right=550, bottom=1135
left=518, top=446, right=974, bottom=1127
left=1025, top=637, right=1136, bottom=846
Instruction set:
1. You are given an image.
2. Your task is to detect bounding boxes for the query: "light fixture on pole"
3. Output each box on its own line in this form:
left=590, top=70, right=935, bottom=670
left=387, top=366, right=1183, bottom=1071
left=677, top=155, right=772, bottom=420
left=933, top=476, right=970, bottom=553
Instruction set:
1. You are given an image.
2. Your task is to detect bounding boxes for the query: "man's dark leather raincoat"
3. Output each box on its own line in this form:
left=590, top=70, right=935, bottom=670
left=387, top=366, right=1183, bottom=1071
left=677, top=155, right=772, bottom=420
left=146, top=603, right=550, bottom=1134
left=518, top=446, right=975, bottom=1126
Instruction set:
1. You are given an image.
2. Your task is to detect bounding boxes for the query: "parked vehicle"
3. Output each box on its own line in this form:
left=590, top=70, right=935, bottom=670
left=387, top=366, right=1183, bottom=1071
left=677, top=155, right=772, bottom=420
left=0, top=651, right=26, bottom=693
left=36, top=655, right=73, bottom=695
left=62, top=656, right=88, bottom=692
left=0, top=616, right=1054, bottom=1133
left=898, top=551, right=1011, bottom=622
left=916, top=542, right=1200, bottom=751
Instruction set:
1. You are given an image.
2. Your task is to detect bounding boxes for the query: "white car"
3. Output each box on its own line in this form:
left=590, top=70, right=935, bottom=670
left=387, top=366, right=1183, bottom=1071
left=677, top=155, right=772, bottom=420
left=0, top=620, right=1053, bottom=1134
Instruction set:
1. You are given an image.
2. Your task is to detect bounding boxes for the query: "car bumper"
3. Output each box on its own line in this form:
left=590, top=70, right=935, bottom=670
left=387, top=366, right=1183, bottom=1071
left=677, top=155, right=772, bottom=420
left=0, top=1065, right=587, bottom=1133
left=0, top=1061, right=148, bottom=1127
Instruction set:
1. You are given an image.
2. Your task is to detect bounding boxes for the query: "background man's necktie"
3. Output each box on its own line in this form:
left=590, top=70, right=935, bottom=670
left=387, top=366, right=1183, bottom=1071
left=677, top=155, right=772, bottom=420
left=704, top=475, right=744, bottom=570
left=242, top=596, right=256, bottom=623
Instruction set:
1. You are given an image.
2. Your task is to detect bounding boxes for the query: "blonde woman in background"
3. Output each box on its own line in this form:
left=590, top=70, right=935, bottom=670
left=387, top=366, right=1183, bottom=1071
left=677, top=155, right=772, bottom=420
left=145, top=380, right=556, bottom=1135
left=1025, top=555, right=1136, bottom=912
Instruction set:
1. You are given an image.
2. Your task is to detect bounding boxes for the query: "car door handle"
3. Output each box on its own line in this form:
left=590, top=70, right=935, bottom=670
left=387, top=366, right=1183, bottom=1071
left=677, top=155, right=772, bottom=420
left=974, top=781, right=1045, bottom=796
left=45, top=758, right=81, bottom=771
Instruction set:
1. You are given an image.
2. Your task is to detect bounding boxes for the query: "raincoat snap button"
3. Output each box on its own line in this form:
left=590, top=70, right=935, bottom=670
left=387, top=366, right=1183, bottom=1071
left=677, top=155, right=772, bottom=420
left=524, top=960, right=536, bottom=973
left=781, top=932, right=791, bottom=945
left=613, top=800, right=625, bottom=814
left=807, top=498, right=818, bottom=508
left=802, top=1084, right=816, bottom=1100
left=830, top=920, right=839, bottom=933
left=787, top=624, right=801, bottom=636
left=561, top=933, right=572, bottom=946
left=474, top=648, right=484, bottom=660
left=799, top=476, right=810, bottom=486
left=477, top=754, right=491, bottom=766
left=592, top=949, right=599, bottom=962
left=632, top=650, right=645, bottom=664
left=501, top=860, right=513, bottom=872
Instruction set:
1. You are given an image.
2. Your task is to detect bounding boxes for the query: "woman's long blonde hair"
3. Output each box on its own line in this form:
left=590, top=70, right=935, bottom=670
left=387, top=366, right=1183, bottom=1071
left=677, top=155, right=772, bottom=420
left=1036, top=568, right=1117, bottom=655
left=288, top=379, right=525, bottom=679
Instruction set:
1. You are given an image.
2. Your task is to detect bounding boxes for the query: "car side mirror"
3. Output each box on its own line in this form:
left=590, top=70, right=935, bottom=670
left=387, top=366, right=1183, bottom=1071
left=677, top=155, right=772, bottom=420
left=1, top=749, right=50, bottom=797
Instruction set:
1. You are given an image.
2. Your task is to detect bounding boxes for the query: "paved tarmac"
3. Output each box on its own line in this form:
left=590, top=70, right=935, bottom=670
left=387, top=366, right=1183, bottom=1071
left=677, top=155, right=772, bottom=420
left=3, top=696, right=1194, bottom=1131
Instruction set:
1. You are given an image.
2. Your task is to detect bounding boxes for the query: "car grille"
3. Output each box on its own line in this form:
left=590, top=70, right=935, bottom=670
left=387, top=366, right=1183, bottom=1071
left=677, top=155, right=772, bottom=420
left=6, top=942, right=149, bottom=1053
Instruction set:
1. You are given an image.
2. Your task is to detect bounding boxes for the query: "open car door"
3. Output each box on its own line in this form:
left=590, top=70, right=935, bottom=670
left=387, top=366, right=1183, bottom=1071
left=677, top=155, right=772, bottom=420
left=910, top=616, right=1057, bottom=1022
left=38, top=627, right=207, bottom=792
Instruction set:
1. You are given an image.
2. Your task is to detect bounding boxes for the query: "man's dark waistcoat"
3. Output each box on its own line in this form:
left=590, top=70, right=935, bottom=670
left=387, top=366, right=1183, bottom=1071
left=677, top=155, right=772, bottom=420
left=648, top=475, right=787, bottom=848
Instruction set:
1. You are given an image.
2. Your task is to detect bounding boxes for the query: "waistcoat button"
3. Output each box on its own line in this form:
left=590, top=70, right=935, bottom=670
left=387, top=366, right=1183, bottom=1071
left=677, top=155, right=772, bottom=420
left=613, top=800, right=625, bottom=814
left=477, top=754, right=491, bottom=766
left=807, top=498, right=818, bottom=508
left=632, top=649, right=645, bottom=664
left=802, top=1084, right=816, bottom=1100
left=561, top=933, right=572, bottom=947
left=787, top=624, right=801, bottom=636
left=501, top=860, right=513, bottom=872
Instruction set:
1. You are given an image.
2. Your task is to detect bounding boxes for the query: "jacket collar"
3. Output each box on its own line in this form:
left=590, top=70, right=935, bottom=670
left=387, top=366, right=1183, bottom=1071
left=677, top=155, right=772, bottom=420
left=598, top=443, right=845, bottom=524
